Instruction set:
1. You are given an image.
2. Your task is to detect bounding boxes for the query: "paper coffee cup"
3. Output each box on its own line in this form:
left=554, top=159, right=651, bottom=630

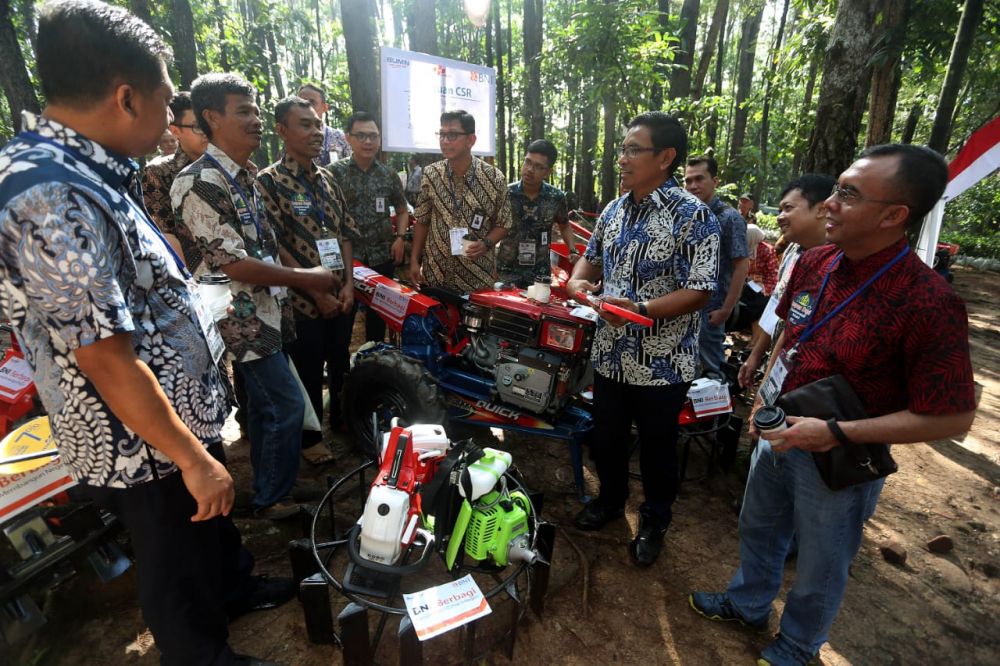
left=462, top=234, right=476, bottom=256
left=754, top=405, right=788, bottom=441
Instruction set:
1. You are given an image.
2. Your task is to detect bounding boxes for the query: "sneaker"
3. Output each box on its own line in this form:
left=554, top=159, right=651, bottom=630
left=573, top=499, right=625, bottom=531
left=688, top=592, right=770, bottom=633
left=757, top=634, right=819, bottom=665
left=253, top=498, right=302, bottom=521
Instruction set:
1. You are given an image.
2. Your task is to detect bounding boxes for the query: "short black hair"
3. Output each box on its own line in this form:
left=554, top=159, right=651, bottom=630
left=627, top=112, right=687, bottom=173
left=37, top=0, right=172, bottom=108
left=274, top=95, right=313, bottom=126
left=687, top=154, right=719, bottom=177
left=191, top=73, right=256, bottom=139
left=858, top=143, right=948, bottom=225
left=526, top=139, right=557, bottom=168
left=780, top=173, right=837, bottom=208
left=168, top=92, right=193, bottom=123
left=298, top=83, right=326, bottom=102
left=346, top=111, right=379, bottom=134
left=440, top=110, right=475, bottom=134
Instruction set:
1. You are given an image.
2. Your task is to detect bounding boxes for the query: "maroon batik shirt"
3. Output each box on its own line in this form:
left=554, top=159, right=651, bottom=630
left=776, top=238, right=976, bottom=418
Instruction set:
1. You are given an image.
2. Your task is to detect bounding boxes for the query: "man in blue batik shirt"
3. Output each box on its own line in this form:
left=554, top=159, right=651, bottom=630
left=0, top=3, right=288, bottom=664
left=567, top=112, right=720, bottom=567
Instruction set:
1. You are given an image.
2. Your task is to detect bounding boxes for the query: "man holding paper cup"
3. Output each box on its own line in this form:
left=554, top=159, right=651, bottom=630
left=566, top=112, right=720, bottom=567
left=410, top=110, right=512, bottom=293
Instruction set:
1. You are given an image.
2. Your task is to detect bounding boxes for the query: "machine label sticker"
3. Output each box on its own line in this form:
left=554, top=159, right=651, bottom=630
left=373, top=283, right=411, bottom=320
left=403, top=574, right=492, bottom=641
left=0, top=357, right=33, bottom=395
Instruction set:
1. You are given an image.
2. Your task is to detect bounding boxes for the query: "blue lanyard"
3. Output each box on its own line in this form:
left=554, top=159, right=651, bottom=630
left=291, top=170, right=329, bottom=230
left=202, top=153, right=263, bottom=239
left=793, top=245, right=909, bottom=351
left=21, top=131, right=190, bottom=277
left=447, top=160, right=476, bottom=219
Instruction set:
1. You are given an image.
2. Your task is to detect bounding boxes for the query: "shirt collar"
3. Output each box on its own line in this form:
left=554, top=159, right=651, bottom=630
left=21, top=111, right=136, bottom=187
left=627, top=177, right=679, bottom=210
left=445, top=157, right=477, bottom=185
left=347, top=155, right=379, bottom=174
left=205, top=143, right=253, bottom=179
left=837, top=237, right=909, bottom=278
left=280, top=151, right=318, bottom=179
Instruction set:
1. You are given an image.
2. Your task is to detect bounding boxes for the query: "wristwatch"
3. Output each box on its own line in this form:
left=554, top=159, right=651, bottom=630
left=826, top=419, right=853, bottom=446
left=483, top=237, right=496, bottom=250
left=637, top=301, right=649, bottom=317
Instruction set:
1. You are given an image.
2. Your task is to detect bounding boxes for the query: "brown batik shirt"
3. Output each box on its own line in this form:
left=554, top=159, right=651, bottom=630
left=257, top=153, right=360, bottom=320
left=414, top=157, right=512, bottom=293
left=140, top=148, right=192, bottom=233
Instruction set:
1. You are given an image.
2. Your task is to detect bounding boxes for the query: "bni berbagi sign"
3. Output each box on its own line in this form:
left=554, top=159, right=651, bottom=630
left=380, top=46, right=497, bottom=156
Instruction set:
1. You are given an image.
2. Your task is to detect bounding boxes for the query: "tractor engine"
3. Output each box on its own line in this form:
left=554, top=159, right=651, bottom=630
left=458, top=292, right=595, bottom=415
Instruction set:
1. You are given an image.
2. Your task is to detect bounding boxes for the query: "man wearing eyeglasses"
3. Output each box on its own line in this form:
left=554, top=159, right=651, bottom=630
left=329, top=111, right=410, bottom=344
left=566, top=112, right=720, bottom=567
left=141, top=91, right=208, bottom=256
left=690, top=145, right=976, bottom=666
left=497, top=139, right=579, bottom=288
left=410, top=110, right=512, bottom=293
left=297, top=83, right=351, bottom=165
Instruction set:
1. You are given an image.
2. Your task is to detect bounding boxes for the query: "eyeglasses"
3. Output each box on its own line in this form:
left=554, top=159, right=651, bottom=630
left=829, top=184, right=903, bottom=206
left=522, top=158, right=551, bottom=173
left=350, top=131, right=380, bottom=143
left=171, top=123, right=205, bottom=136
left=437, top=131, right=472, bottom=142
left=618, top=145, right=660, bottom=159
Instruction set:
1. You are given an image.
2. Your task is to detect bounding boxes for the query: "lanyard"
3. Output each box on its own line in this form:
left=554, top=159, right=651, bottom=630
left=202, top=153, right=263, bottom=239
left=791, top=245, right=909, bottom=355
left=21, top=131, right=190, bottom=277
left=292, top=171, right=328, bottom=230
left=447, top=160, right=476, bottom=219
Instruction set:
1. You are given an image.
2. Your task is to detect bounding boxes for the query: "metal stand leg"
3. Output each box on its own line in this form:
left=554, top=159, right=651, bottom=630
left=398, top=615, right=422, bottom=666
left=339, top=602, right=373, bottom=664
left=300, top=573, right=338, bottom=645
left=569, top=436, right=590, bottom=503
left=529, top=521, right=556, bottom=618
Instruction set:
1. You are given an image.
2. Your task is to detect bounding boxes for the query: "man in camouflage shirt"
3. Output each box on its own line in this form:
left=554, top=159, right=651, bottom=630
left=329, top=111, right=409, bottom=343
left=497, top=139, right=579, bottom=287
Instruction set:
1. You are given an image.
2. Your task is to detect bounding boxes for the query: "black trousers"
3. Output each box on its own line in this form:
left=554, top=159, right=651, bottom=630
left=78, top=443, right=254, bottom=666
left=355, top=259, right=397, bottom=344
left=287, top=313, right=353, bottom=446
left=591, top=374, right=690, bottom=529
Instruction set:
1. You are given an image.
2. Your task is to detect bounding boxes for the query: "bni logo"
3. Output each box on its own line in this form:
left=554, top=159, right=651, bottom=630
left=434, top=64, right=447, bottom=76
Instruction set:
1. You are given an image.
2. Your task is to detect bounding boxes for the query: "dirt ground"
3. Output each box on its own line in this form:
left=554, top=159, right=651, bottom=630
left=11, top=265, right=1000, bottom=666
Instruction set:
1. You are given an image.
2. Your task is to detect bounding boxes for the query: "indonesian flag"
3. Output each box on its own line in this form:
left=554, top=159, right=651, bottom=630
left=945, top=115, right=1000, bottom=201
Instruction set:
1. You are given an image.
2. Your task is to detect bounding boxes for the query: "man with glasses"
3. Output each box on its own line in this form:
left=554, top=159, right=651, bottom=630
left=141, top=91, right=208, bottom=255
left=329, top=111, right=410, bottom=344
left=410, top=110, right=512, bottom=292
left=690, top=145, right=976, bottom=666
left=497, top=139, right=578, bottom=287
left=566, top=112, right=720, bottom=567
left=297, top=83, right=351, bottom=165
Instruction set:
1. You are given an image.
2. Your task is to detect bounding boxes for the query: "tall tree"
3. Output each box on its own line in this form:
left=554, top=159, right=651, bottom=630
left=727, top=3, right=763, bottom=174
left=407, top=0, right=437, bottom=55
left=865, top=0, right=909, bottom=147
left=704, top=0, right=729, bottom=149
left=341, top=0, right=380, bottom=117
left=170, top=0, right=198, bottom=88
left=600, top=92, right=618, bottom=205
left=803, top=0, right=878, bottom=177
left=928, top=0, right=984, bottom=154
left=129, top=0, right=152, bottom=25
left=790, top=47, right=820, bottom=175
left=523, top=0, right=544, bottom=140
left=490, top=0, right=507, bottom=178
left=691, top=0, right=728, bottom=100
left=757, top=0, right=790, bottom=197
left=0, top=0, right=39, bottom=133
left=668, top=0, right=700, bottom=100
left=650, top=0, right=671, bottom=109
left=577, top=96, right=598, bottom=212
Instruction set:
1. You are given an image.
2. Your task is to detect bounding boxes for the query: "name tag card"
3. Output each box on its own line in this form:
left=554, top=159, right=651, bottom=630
left=316, top=237, right=344, bottom=270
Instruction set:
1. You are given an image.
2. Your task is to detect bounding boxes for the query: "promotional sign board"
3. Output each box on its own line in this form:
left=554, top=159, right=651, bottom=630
left=380, top=47, right=496, bottom=156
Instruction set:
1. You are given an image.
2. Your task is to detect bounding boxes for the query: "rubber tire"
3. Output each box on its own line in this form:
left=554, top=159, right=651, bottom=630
left=341, top=350, right=448, bottom=457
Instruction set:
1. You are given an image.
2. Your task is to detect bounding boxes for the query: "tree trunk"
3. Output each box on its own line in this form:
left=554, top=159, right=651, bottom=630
left=692, top=0, right=728, bottom=100
left=650, top=0, right=671, bottom=110
left=265, top=27, right=286, bottom=99
left=668, top=0, right=700, bottom=100
left=600, top=92, right=618, bottom=206
left=490, top=0, right=507, bottom=178
left=727, top=5, right=763, bottom=174
left=523, top=0, right=544, bottom=140
left=704, top=2, right=729, bottom=150
left=757, top=0, right=790, bottom=196
left=213, top=0, right=230, bottom=72
left=900, top=103, right=920, bottom=144
left=803, top=0, right=878, bottom=177
left=506, top=0, right=514, bottom=172
left=927, top=0, right=983, bottom=154
left=577, top=96, right=598, bottom=212
left=0, top=0, right=39, bottom=133
left=565, top=102, right=577, bottom=194
left=314, top=0, right=326, bottom=83
left=17, top=0, right=36, bottom=51
left=865, top=0, right=909, bottom=147
left=791, top=49, right=819, bottom=175
left=129, top=0, right=152, bottom=25
left=391, top=0, right=404, bottom=48
left=170, top=0, right=198, bottom=88
left=341, top=0, right=380, bottom=117
left=407, top=0, right=437, bottom=55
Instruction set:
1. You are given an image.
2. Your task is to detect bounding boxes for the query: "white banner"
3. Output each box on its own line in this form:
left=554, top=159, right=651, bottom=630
left=380, top=47, right=496, bottom=156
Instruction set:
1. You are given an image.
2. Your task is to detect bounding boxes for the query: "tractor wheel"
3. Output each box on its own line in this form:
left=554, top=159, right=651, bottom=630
left=341, top=351, right=448, bottom=457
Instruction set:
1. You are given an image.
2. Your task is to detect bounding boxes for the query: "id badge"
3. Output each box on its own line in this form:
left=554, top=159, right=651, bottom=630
left=291, top=194, right=311, bottom=216
left=470, top=211, right=485, bottom=230
left=518, top=241, right=537, bottom=266
left=540, top=231, right=549, bottom=246
left=190, top=286, right=226, bottom=364
left=261, top=256, right=285, bottom=297
left=316, top=237, right=344, bottom=270
left=375, top=197, right=386, bottom=213
left=450, top=227, right=470, bottom=256
left=759, top=350, right=792, bottom=406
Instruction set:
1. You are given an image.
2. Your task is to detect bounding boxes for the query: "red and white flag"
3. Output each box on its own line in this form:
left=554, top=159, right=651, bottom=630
left=945, top=115, right=1000, bottom=201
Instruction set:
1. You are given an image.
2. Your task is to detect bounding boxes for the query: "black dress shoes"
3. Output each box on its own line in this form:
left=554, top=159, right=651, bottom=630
left=629, top=518, right=667, bottom=567
left=574, top=499, right=625, bottom=531
left=227, top=575, right=297, bottom=620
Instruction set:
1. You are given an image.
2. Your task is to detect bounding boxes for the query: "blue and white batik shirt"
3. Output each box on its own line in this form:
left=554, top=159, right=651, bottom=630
left=0, top=113, right=228, bottom=488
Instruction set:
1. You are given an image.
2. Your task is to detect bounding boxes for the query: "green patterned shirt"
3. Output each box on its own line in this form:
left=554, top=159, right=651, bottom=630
left=497, top=180, right=569, bottom=287
left=328, top=156, right=406, bottom=267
